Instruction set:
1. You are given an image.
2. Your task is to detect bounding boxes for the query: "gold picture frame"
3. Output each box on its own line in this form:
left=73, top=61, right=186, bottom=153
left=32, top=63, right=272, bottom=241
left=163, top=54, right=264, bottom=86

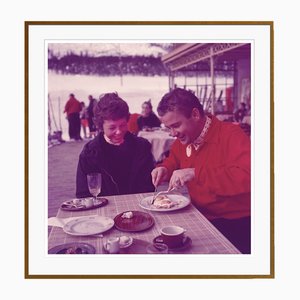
left=25, top=21, right=274, bottom=279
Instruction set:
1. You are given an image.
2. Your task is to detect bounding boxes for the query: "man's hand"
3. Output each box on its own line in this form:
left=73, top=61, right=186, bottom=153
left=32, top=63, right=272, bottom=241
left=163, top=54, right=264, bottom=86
left=169, top=168, right=195, bottom=190
left=151, top=167, right=168, bottom=187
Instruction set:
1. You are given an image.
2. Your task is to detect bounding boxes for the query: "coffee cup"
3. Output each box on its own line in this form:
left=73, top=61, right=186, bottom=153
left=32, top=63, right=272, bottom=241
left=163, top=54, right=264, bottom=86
left=105, top=237, right=120, bottom=254
left=160, top=226, right=186, bottom=248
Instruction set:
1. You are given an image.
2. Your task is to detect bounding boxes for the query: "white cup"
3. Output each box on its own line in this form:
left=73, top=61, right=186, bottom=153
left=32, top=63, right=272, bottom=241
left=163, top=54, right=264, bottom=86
left=105, top=237, right=120, bottom=254
left=160, top=225, right=186, bottom=248
left=84, top=197, right=94, bottom=208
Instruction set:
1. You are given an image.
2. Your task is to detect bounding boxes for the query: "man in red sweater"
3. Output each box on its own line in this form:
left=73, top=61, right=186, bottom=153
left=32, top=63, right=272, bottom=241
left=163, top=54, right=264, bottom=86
left=152, top=88, right=251, bottom=253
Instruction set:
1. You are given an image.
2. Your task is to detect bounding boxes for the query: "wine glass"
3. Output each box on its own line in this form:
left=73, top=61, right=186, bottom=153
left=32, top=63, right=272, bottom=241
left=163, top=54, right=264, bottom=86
left=87, top=173, right=102, bottom=201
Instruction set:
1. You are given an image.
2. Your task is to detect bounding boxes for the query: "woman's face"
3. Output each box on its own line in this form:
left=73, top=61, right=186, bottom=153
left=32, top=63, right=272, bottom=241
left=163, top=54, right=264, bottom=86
left=141, top=103, right=151, bottom=117
left=102, top=118, right=128, bottom=144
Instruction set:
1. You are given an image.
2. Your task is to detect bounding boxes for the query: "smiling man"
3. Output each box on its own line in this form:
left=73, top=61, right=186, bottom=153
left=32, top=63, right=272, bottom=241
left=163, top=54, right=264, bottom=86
left=151, top=88, right=251, bottom=253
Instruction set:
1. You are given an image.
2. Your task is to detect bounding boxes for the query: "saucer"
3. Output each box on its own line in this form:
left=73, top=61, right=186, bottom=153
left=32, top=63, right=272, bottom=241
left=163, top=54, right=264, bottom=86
left=153, top=235, right=192, bottom=251
left=48, top=242, right=96, bottom=254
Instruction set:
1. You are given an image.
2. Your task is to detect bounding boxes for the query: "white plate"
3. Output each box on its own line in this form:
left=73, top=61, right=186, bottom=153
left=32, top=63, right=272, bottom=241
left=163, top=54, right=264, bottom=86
left=139, top=194, right=191, bottom=212
left=63, top=215, right=114, bottom=236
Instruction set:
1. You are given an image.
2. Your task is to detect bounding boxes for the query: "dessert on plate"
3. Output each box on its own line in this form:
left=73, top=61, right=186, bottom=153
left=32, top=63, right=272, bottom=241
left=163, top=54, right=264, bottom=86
left=153, top=195, right=176, bottom=209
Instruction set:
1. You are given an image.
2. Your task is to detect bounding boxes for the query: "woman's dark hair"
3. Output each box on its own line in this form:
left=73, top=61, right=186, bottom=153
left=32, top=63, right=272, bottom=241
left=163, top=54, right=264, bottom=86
left=157, top=88, right=204, bottom=118
left=93, top=92, right=130, bottom=131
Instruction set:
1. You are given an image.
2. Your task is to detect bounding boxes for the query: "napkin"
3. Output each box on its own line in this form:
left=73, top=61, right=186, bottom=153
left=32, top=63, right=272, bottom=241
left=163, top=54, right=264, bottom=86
left=48, top=215, right=99, bottom=228
left=48, top=216, right=79, bottom=227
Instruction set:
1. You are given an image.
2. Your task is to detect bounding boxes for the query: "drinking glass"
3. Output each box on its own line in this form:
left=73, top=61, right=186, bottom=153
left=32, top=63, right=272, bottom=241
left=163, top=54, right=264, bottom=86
left=87, top=173, right=102, bottom=200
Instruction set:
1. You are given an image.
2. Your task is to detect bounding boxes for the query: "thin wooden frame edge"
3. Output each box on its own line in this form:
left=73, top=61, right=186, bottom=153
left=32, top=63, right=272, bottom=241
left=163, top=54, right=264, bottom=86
left=25, top=20, right=274, bottom=26
left=25, top=274, right=274, bottom=279
left=24, top=21, right=29, bottom=279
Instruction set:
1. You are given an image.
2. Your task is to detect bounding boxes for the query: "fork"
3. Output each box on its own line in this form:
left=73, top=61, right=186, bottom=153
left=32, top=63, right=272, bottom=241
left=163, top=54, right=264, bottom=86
left=151, top=186, right=176, bottom=204
left=152, top=186, right=158, bottom=203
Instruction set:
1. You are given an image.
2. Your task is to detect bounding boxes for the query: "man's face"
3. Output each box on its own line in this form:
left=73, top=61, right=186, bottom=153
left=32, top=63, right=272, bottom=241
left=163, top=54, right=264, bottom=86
left=160, top=109, right=201, bottom=145
left=102, top=118, right=128, bottom=144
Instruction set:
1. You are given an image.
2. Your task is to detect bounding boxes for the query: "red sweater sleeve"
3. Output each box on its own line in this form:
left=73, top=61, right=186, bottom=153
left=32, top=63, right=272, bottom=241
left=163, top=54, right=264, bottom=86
left=195, top=125, right=251, bottom=196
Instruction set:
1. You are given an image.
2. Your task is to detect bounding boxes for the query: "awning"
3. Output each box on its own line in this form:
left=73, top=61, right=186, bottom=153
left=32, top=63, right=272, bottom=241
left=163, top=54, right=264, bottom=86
left=162, top=43, right=250, bottom=72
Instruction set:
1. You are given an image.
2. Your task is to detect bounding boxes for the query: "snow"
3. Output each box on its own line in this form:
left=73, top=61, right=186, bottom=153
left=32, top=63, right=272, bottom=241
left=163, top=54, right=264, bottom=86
left=48, top=72, right=233, bottom=141
left=48, top=72, right=170, bottom=140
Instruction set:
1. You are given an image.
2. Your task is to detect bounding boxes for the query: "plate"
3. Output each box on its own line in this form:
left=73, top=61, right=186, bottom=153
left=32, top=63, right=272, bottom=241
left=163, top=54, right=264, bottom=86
left=153, top=235, right=192, bottom=251
left=114, top=211, right=154, bottom=232
left=139, top=194, right=191, bottom=212
left=60, top=197, right=108, bottom=211
left=48, top=242, right=96, bottom=254
left=63, top=215, right=114, bottom=236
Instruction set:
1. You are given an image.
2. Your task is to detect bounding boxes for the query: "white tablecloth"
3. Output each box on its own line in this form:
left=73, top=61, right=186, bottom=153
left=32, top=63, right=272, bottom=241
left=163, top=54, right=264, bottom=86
left=138, top=130, right=176, bottom=162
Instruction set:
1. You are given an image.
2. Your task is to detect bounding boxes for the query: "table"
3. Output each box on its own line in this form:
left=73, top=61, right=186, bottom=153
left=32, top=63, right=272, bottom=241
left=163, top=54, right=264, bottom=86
left=138, top=129, right=176, bottom=162
left=48, top=192, right=240, bottom=254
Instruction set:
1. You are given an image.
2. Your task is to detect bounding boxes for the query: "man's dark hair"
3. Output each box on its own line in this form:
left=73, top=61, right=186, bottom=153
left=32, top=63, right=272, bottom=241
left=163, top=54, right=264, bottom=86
left=93, top=92, right=130, bottom=130
left=157, top=88, right=204, bottom=118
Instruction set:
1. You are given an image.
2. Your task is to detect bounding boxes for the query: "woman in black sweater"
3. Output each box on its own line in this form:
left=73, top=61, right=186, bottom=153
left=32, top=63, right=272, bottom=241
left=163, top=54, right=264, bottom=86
left=137, top=100, right=161, bottom=131
left=76, top=93, right=155, bottom=197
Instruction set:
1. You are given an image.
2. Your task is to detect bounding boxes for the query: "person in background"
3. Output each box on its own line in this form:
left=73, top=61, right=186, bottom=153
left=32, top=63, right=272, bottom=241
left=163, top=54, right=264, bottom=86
left=214, top=99, right=224, bottom=114
left=76, top=92, right=155, bottom=197
left=234, top=102, right=247, bottom=123
left=87, top=95, right=97, bottom=138
left=127, top=112, right=140, bottom=135
left=63, top=93, right=82, bottom=141
left=151, top=88, right=251, bottom=254
left=80, top=101, right=89, bottom=139
left=137, top=100, right=161, bottom=131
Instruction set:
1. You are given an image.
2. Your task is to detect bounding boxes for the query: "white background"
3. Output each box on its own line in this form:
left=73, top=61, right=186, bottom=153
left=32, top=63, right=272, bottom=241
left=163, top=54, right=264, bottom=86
left=29, top=25, right=268, bottom=276
left=0, top=0, right=296, bottom=299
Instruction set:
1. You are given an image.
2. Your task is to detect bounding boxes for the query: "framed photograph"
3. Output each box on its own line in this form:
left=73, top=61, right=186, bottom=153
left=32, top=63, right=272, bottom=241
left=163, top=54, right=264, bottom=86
left=25, top=21, right=274, bottom=278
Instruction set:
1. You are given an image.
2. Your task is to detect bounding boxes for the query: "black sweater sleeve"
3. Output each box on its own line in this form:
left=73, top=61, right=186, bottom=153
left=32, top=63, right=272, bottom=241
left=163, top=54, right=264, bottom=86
left=129, top=137, right=155, bottom=193
left=76, top=152, right=93, bottom=198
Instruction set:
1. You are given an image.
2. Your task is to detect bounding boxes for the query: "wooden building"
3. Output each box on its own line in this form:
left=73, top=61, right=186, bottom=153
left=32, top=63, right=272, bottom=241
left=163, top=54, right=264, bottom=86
left=161, top=43, right=251, bottom=115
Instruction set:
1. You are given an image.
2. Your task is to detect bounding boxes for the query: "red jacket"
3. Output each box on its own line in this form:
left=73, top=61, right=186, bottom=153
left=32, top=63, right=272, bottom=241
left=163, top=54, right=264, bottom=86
left=159, top=116, right=251, bottom=220
left=128, top=113, right=140, bottom=134
left=64, top=96, right=81, bottom=116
